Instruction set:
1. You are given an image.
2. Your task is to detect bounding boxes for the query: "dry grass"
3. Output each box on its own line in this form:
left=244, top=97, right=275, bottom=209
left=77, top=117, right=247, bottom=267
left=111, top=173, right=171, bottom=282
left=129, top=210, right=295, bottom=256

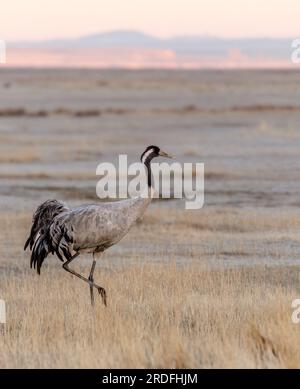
left=1, top=209, right=300, bottom=368
left=1, top=69, right=300, bottom=369
left=0, top=262, right=299, bottom=368
left=0, top=146, right=41, bottom=163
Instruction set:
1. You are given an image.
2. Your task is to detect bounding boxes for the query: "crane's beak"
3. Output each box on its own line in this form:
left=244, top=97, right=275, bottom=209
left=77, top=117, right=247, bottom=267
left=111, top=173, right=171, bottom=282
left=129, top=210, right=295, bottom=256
left=159, top=150, right=174, bottom=159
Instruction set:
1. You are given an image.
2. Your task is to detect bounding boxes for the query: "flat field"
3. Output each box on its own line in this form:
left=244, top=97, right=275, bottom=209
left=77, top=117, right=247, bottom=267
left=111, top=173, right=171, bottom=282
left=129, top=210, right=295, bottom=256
left=1, top=69, right=300, bottom=367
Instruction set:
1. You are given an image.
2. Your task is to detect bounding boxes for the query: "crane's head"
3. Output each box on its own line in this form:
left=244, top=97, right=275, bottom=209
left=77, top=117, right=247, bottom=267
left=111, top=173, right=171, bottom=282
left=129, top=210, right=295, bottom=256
left=141, top=145, right=173, bottom=164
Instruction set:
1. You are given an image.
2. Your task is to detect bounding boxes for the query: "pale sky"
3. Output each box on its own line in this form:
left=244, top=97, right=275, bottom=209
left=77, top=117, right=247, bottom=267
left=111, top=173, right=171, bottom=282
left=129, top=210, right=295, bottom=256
left=1, top=0, right=300, bottom=41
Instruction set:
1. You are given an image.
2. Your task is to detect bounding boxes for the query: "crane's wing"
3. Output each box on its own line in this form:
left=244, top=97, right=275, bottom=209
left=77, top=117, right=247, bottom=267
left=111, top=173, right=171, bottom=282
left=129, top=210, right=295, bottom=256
left=24, top=199, right=69, bottom=251
left=24, top=200, right=71, bottom=274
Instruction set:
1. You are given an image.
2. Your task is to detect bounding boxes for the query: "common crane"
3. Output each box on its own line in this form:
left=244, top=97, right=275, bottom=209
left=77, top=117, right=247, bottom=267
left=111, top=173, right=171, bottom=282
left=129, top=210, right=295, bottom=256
left=24, top=146, right=172, bottom=306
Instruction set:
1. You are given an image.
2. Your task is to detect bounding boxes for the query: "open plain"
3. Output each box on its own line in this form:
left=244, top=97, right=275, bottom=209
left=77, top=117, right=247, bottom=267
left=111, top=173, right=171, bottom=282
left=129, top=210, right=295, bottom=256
left=1, top=69, right=300, bottom=367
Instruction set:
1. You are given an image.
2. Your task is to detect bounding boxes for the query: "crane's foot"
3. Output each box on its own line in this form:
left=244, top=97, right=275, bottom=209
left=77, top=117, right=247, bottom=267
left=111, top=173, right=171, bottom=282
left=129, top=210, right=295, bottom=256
left=97, top=286, right=107, bottom=307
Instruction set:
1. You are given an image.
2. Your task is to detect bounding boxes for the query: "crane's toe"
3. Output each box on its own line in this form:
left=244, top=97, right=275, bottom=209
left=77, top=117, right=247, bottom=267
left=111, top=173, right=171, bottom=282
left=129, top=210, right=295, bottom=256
left=97, top=286, right=107, bottom=306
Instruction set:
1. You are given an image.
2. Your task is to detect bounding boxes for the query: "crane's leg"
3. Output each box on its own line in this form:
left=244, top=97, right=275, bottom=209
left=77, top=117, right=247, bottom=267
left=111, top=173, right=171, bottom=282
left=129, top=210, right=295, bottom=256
left=62, top=252, right=107, bottom=306
left=88, top=255, right=97, bottom=306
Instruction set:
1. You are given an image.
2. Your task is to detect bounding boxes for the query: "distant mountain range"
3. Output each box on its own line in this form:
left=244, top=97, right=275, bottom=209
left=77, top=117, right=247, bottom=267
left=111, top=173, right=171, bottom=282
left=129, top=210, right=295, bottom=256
left=7, top=30, right=296, bottom=68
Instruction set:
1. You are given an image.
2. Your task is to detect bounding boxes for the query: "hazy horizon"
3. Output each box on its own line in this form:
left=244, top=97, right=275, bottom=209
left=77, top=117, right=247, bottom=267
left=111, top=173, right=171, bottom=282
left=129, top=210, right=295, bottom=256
left=2, top=30, right=297, bottom=69
left=2, top=0, right=300, bottom=69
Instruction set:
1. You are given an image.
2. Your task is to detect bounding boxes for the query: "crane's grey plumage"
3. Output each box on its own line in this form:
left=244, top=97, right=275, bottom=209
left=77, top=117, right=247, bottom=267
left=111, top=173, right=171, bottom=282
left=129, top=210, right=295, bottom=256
left=24, top=146, right=172, bottom=306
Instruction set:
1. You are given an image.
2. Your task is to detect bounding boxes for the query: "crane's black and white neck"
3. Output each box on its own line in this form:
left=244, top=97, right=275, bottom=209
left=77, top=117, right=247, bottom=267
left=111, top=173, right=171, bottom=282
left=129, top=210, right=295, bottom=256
left=140, top=145, right=172, bottom=195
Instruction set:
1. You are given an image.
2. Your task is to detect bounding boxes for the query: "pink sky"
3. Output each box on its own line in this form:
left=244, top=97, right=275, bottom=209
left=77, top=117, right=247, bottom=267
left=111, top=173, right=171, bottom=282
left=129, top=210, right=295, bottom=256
left=1, top=0, right=300, bottom=41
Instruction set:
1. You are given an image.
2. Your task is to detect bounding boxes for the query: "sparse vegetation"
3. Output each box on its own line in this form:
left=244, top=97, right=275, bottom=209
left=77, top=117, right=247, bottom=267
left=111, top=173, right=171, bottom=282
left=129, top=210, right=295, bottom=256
left=1, top=69, right=300, bottom=368
left=0, top=258, right=299, bottom=368
left=0, top=208, right=300, bottom=368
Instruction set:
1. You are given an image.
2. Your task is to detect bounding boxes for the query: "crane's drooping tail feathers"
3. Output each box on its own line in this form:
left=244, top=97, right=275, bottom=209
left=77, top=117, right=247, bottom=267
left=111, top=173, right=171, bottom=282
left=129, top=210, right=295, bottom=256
left=24, top=200, right=69, bottom=275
